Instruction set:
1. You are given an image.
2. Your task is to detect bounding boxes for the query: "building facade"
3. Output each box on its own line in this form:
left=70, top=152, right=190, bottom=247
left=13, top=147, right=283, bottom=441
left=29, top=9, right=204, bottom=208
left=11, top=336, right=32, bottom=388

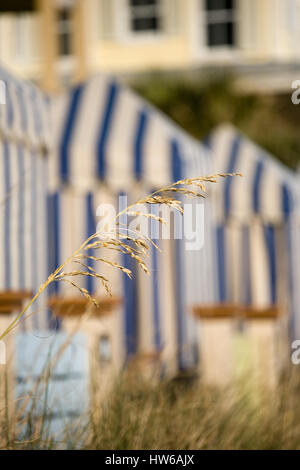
left=1, top=0, right=300, bottom=91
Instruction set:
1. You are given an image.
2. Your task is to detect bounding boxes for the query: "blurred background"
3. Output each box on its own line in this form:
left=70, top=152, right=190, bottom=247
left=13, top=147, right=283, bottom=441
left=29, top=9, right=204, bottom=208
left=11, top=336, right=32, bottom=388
left=0, top=0, right=300, bottom=166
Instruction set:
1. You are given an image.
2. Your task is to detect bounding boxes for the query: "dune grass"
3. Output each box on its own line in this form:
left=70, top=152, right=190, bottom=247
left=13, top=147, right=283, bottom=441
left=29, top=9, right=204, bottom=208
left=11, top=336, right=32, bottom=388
left=2, top=367, right=300, bottom=450
left=0, top=173, right=248, bottom=451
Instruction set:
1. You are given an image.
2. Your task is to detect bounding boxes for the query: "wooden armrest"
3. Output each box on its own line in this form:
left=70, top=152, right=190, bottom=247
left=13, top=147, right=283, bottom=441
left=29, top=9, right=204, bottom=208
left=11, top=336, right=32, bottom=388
left=193, top=304, right=243, bottom=319
left=0, top=290, right=33, bottom=314
left=243, top=306, right=281, bottom=319
left=193, top=304, right=282, bottom=320
left=48, top=295, right=122, bottom=318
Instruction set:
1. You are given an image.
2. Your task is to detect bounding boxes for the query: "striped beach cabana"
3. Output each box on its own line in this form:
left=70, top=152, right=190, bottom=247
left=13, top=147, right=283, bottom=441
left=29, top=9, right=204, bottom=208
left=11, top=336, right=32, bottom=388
left=0, top=66, right=58, bottom=425
left=207, top=124, right=300, bottom=338
left=0, top=66, right=50, bottom=330
left=48, top=74, right=217, bottom=375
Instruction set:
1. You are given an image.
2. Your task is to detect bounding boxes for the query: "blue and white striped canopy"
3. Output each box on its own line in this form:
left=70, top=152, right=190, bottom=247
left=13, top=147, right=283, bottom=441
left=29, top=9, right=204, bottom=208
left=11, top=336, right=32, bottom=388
left=0, top=66, right=50, bottom=151
left=0, top=66, right=50, bottom=329
left=49, top=74, right=217, bottom=371
left=49, top=75, right=211, bottom=192
left=208, top=124, right=300, bottom=337
left=207, top=124, right=300, bottom=223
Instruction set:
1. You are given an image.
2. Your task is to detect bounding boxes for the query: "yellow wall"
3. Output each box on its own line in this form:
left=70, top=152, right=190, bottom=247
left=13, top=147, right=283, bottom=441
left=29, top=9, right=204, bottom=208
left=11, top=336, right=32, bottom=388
left=86, top=0, right=299, bottom=75
left=89, top=37, right=191, bottom=73
left=1, top=0, right=299, bottom=86
left=86, top=0, right=193, bottom=74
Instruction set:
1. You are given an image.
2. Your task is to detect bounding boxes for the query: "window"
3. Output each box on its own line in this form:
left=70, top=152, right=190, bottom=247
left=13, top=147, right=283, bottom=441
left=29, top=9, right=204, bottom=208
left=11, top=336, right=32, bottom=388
left=129, top=0, right=161, bottom=33
left=57, top=8, right=73, bottom=56
left=205, top=0, right=236, bottom=47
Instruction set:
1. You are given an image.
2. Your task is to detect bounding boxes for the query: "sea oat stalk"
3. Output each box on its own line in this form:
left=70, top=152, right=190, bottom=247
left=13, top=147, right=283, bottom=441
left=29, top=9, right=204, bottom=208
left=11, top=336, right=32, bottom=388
left=0, top=173, right=241, bottom=339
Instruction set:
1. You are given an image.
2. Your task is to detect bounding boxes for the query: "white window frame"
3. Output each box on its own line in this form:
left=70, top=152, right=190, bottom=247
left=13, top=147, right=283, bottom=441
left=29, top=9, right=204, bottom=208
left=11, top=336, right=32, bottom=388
left=205, top=1, right=236, bottom=48
left=115, top=0, right=167, bottom=43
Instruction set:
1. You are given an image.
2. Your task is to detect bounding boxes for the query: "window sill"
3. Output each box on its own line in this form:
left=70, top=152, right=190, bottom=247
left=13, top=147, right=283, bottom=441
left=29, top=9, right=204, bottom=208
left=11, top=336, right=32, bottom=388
left=116, top=31, right=170, bottom=45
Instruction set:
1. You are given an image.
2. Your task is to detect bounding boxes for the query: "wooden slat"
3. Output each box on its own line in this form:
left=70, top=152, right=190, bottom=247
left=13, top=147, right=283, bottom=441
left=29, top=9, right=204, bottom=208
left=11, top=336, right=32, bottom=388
left=193, top=304, right=282, bottom=320
left=243, top=306, right=281, bottom=320
left=0, top=290, right=33, bottom=315
left=193, top=304, right=243, bottom=319
left=48, top=295, right=122, bottom=318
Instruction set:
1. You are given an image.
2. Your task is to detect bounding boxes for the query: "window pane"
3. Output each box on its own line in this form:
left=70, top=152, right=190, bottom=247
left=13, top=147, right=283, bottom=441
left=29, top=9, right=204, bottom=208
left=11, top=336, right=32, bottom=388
left=205, top=0, right=233, bottom=11
left=205, top=0, right=235, bottom=47
left=130, top=0, right=157, bottom=6
left=59, top=34, right=71, bottom=56
left=129, top=0, right=160, bottom=32
left=98, top=335, right=112, bottom=363
left=57, top=8, right=72, bottom=56
left=207, top=22, right=234, bottom=46
left=131, top=16, right=159, bottom=31
left=59, top=9, right=69, bottom=23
